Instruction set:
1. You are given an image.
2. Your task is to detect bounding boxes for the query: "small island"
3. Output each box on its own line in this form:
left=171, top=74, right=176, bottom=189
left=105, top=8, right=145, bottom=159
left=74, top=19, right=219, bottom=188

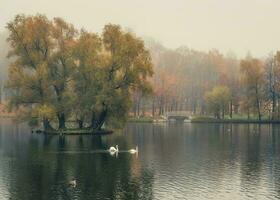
left=5, top=14, right=153, bottom=134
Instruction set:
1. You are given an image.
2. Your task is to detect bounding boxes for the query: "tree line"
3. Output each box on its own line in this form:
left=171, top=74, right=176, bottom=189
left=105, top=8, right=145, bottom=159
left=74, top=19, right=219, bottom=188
left=134, top=40, right=280, bottom=121
left=3, top=14, right=280, bottom=128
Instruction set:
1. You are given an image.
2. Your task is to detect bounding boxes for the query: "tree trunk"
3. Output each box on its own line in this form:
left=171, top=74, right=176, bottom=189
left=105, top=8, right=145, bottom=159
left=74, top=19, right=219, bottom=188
left=91, top=112, right=98, bottom=129
left=255, top=86, right=261, bottom=121
left=137, top=98, right=140, bottom=117
left=234, top=103, right=239, bottom=115
left=57, top=113, right=66, bottom=129
left=192, top=100, right=196, bottom=114
left=229, top=100, right=233, bottom=118
left=53, top=85, right=66, bottom=129
left=91, top=106, right=108, bottom=130
left=152, top=98, right=155, bottom=117
left=216, top=110, right=220, bottom=119
left=141, top=100, right=145, bottom=116
left=77, top=119, right=83, bottom=129
left=277, top=98, right=280, bottom=120
left=43, top=118, right=53, bottom=131
left=133, top=102, right=137, bottom=117
left=158, top=96, right=164, bottom=115
left=272, top=91, right=276, bottom=120
left=95, top=109, right=107, bottom=130
left=256, top=97, right=261, bottom=121
left=200, top=103, right=206, bottom=115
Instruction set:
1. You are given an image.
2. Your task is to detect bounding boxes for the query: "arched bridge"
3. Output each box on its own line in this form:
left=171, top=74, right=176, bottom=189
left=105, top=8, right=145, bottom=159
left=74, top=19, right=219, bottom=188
left=165, top=111, right=192, bottom=122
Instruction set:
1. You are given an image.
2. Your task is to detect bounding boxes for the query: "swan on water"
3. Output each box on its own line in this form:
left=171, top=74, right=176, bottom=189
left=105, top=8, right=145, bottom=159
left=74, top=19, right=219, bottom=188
left=69, top=179, right=77, bottom=187
left=129, top=146, right=138, bottom=154
left=108, top=145, right=119, bottom=153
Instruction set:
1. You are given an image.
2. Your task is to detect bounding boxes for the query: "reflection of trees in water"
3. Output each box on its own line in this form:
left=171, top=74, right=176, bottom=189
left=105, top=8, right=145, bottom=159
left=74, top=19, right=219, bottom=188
left=270, top=125, right=280, bottom=198
left=4, top=133, right=154, bottom=200
left=3, top=122, right=280, bottom=199
left=239, top=124, right=280, bottom=198
left=270, top=125, right=280, bottom=155
left=187, top=124, right=241, bottom=192
left=239, top=124, right=262, bottom=193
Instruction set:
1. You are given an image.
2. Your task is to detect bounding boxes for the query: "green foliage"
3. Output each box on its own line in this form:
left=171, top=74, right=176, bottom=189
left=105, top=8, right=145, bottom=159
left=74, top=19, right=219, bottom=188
left=6, top=14, right=153, bottom=131
left=71, top=24, right=153, bottom=130
left=205, top=86, right=231, bottom=119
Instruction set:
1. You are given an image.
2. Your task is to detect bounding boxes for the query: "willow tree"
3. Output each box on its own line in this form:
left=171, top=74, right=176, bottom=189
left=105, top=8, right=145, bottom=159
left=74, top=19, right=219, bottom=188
left=6, top=14, right=153, bottom=131
left=6, top=14, right=55, bottom=130
left=73, top=25, right=153, bottom=130
left=72, top=30, right=103, bottom=128
left=98, top=24, right=153, bottom=128
left=49, top=18, right=77, bottom=129
left=6, top=15, right=77, bottom=130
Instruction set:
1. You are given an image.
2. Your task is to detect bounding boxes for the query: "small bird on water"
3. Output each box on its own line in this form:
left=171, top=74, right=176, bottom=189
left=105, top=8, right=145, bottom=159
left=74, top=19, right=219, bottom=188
left=129, top=146, right=138, bottom=154
left=69, top=179, right=77, bottom=187
left=108, top=145, right=119, bottom=153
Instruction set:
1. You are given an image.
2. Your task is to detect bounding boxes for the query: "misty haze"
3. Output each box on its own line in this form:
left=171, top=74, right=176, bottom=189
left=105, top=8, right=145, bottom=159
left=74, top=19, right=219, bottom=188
left=0, top=1, right=280, bottom=200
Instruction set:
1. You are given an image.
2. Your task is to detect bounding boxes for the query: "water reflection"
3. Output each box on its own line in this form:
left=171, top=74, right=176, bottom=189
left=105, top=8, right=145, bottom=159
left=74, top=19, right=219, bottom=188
left=0, top=120, right=154, bottom=200
left=0, top=120, right=280, bottom=199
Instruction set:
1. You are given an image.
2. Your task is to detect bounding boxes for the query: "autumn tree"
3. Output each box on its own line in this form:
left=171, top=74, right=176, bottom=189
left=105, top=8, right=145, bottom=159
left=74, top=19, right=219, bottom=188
left=6, top=14, right=153, bottom=131
left=49, top=18, right=77, bottom=129
left=91, top=24, right=153, bottom=129
left=205, top=86, right=231, bottom=119
left=6, top=14, right=54, bottom=130
left=71, top=31, right=102, bottom=128
left=264, top=52, right=280, bottom=119
left=240, top=58, right=264, bottom=121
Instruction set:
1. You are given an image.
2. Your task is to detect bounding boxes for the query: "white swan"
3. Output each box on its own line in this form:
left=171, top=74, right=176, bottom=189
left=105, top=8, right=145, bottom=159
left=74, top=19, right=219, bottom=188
left=69, top=179, right=77, bottom=187
left=129, top=146, right=138, bottom=154
left=108, top=145, right=119, bottom=153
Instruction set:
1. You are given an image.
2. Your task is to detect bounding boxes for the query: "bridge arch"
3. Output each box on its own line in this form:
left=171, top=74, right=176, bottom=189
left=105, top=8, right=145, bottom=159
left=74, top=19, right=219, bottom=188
left=165, top=111, right=192, bottom=122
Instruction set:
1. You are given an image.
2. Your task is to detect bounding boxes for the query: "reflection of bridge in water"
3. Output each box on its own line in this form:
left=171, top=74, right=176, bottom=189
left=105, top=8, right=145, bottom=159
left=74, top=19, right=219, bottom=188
left=165, top=111, right=192, bottom=122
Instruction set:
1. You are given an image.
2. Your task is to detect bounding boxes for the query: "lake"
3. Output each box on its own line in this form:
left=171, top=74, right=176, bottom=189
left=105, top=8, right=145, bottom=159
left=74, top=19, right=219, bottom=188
left=0, top=119, right=280, bottom=200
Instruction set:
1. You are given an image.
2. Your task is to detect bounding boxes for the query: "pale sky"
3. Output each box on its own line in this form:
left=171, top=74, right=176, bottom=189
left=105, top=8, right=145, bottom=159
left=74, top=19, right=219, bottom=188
left=1, top=0, right=280, bottom=57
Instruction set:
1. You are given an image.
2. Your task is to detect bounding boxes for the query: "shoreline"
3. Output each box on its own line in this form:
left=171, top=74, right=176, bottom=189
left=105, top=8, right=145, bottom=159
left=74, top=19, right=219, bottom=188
left=33, top=128, right=113, bottom=135
left=128, top=117, right=280, bottom=124
left=0, top=115, right=16, bottom=118
left=190, top=119, right=280, bottom=124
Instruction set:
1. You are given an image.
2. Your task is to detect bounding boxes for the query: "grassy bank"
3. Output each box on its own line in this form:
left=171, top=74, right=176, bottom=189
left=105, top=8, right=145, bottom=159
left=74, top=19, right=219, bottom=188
left=128, top=115, right=280, bottom=124
left=127, top=117, right=154, bottom=123
left=0, top=115, right=16, bottom=118
left=34, top=128, right=113, bottom=135
left=190, top=116, right=280, bottom=124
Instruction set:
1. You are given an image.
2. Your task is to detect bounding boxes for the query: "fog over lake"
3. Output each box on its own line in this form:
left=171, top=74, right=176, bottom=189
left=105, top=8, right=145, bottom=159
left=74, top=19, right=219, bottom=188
left=1, top=0, right=280, bottom=57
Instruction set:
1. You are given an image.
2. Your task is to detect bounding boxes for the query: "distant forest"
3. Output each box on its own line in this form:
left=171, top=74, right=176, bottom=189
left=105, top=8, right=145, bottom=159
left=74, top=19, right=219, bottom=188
left=136, top=40, right=280, bottom=120
left=1, top=30, right=280, bottom=120
left=0, top=32, right=9, bottom=103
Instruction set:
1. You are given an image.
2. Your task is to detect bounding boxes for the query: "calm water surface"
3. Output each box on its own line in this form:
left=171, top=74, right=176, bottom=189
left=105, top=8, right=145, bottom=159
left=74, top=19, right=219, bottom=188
left=0, top=119, right=280, bottom=200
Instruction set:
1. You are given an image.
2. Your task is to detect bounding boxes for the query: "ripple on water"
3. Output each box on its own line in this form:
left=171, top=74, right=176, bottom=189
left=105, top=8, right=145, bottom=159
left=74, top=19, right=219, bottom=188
left=1, top=123, right=280, bottom=200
